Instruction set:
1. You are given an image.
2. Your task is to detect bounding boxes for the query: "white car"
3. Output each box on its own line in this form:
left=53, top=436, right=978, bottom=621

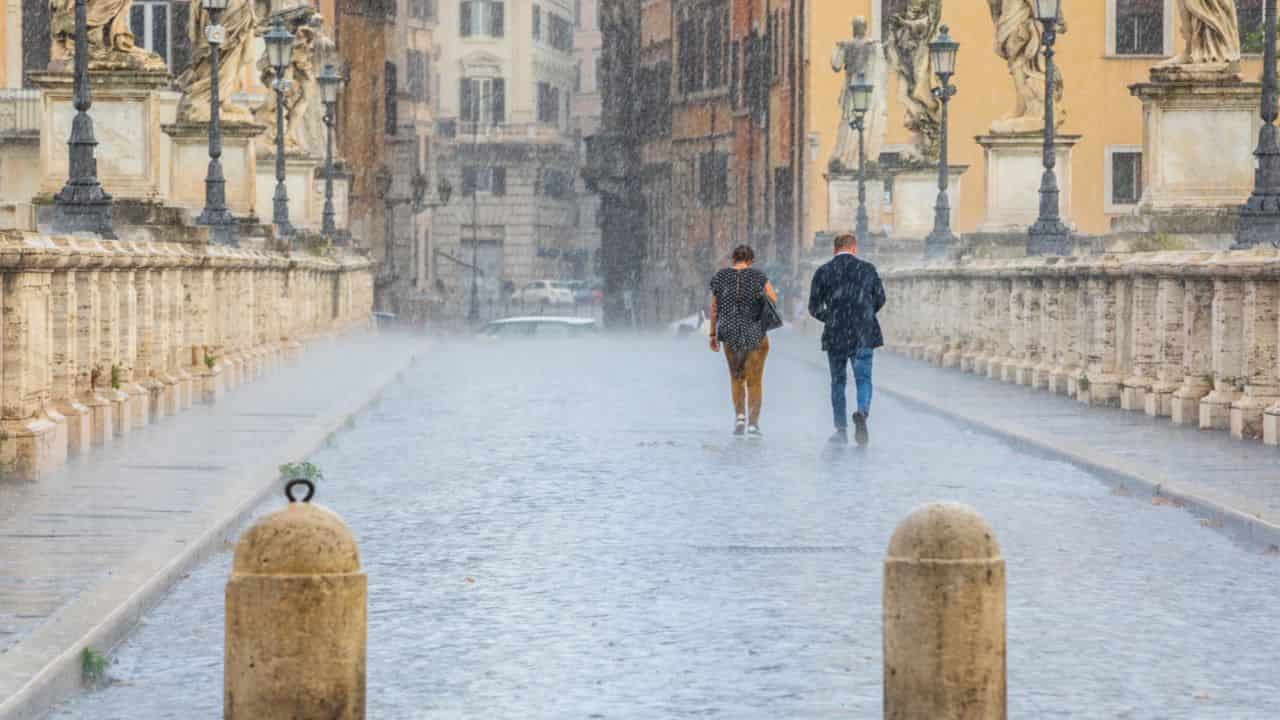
left=512, top=280, right=574, bottom=305
left=480, top=316, right=599, bottom=339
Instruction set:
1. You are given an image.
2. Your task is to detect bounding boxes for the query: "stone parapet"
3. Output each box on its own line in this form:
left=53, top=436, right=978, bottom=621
left=0, top=231, right=374, bottom=480
left=881, top=248, right=1280, bottom=445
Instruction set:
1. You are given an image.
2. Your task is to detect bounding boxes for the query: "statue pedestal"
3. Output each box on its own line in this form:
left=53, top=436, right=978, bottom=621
left=162, top=121, right=267, bottom=218
left=976, top=132, right=1080, bottom=233
left=256, top=152, right=321, bottom=231
left=827, top=172, right=885, bottom=235
left=1129, top=76, right=1260, bottom=213
left=31, top=70, right=178, bottom=201
left=889, top=165, right=967, bottom=239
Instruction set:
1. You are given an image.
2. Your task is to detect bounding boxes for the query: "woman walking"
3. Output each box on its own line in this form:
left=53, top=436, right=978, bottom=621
left=709, top=245, right=778, bottom=436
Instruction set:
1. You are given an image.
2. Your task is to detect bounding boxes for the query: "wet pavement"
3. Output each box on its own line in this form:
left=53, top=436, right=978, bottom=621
left=49, top=334, right=1280, bottom=719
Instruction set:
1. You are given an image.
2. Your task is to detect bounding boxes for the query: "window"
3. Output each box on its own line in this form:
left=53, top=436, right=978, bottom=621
left=550, top=13, right=574, bottom=51
left=540, top=169, right=572, bottom=198
left=1108, top=148, right=1143, bottom=210
left=460, top=77, right=506, bottom=124
left=129, top=0, right=170, bottom=65
left=409, top=0, right=437, bottom=20
left=1113, top=0, right=1164, bottom=55
left=385, top=61, right=398, bottom=135
left=461, top=0, right=504, bottom=37
left=1239, top=0, right=1265, bottom=54
left=537, top=81, right=561, bottom=124
left=699, top=151, right=728, bottom=208
left=463, top=166, right=507, bottom=195
left=730, top=41, right=740, bottom=108
left=678, top=2, right=728, bottom=94
left=533, top=4, right=541, bottom=40
left=408, top=50, right=429, bottom=102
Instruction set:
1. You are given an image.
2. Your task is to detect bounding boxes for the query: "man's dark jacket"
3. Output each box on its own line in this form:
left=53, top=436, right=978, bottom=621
left=807, top=253, right=886, bottom=354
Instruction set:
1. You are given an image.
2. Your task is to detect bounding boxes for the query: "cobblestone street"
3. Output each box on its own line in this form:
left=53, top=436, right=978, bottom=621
left=50, top=334, right=1280, bottom=719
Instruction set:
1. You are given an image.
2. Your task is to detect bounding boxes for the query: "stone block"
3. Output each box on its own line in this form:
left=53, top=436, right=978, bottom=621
left=1130, top=78, right=1260, bottom=213
left=1263, top=405, right=1280, bottom=446
left=58, top=401, right=92, bottom=456
left=1200, top=389, right=1239, bottom=431
left=0, top=415, right=61, bottom=481
left=1120, top=386, right=1146, bottom=412
left=163, top=121, right=266, bottom=217
left=976, top=133, right=1079, bottom=233
left=256, top=153, right=321, bottom=231
left=32, top=70, right=178, bottom=201
left=888, top=166, right=966, bottom=239
left=827, top=174, right=886, bottom=234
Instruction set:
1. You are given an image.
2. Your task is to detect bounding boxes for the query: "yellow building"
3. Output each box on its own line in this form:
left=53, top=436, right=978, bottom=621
left=807, top=0, right=1267, bottom=241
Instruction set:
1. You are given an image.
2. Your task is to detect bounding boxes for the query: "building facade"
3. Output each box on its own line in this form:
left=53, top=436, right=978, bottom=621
left=807, top=0, right=1268, bottom=243
left=572, top=0, right=603, bottom=283
left=431, top=0, right=582, bottom=320
left=614, top=0, right=805, bottom=326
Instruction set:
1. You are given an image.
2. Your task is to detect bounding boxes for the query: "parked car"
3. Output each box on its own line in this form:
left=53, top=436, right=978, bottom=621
left=480, top=316, right=600, bottom=339
left=512, top=280, right=574, bottom=305
left=567, top=280, right=604, bottom=305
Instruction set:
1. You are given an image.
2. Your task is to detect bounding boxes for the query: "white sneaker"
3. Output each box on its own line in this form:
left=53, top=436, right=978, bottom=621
left=734, top=416, right=747, bottom=436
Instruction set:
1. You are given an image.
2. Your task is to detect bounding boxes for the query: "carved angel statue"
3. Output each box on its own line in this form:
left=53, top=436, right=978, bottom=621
left=256, top=14, right=331, bottom=157
left=176, top=0, right=258, bottom=123
left=1154, top=0, right=1241, bottom=78
left=885, top=0, right=943, bottom=162
left=987, top=0, right=1066, bottom=135
left=49, top=0, right=166, bottom=72
left=831, top=16, right=887, bottom=173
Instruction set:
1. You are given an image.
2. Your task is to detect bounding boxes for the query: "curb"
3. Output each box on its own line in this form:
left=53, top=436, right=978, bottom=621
left=0, top=345, right=418, bottom=720
left=780, top=343, right=1280, bottom=551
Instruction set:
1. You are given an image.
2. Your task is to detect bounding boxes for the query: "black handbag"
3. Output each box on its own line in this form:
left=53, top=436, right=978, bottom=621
left=759, top=294, right=784, bottom=332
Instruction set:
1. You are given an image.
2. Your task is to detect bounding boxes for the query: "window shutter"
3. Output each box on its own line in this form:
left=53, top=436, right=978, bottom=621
left=492, top=78, right=506, bottom=123
left=463, top=166, right=478, bottom=195
left=385, top=61, right=398, bottom=135
left=460, top=78, right=474, bottom=122
left=490, top=1, right=504, bottom=37
left=460, top=0, right=472, bottom=36
left=532, top=4, right=541, bottom=40
left=492, top=167, right=507, bottom=196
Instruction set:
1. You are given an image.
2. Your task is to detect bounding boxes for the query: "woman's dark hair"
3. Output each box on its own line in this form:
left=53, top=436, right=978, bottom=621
left=731, top=245, right=755, bottom=264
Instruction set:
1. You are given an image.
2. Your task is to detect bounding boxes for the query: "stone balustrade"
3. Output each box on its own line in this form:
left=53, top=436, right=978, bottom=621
left=882, top=248, right=1280, bottom=446
left=0, top=231, right=374, bottom=480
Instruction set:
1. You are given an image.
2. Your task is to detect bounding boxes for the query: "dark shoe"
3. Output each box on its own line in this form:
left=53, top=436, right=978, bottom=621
left=747, top=425, right=763, bottom=438
left=829, top=429, right=848, bottom=445
left=734, top=416, right=747, bottom=436
left=852, top=412, right=869, bottom=447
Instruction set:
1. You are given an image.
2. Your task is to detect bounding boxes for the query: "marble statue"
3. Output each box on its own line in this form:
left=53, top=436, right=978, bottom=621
left=49, top=0, right=166, bottom=72
left=1154, top=0, right=1241, bottom=79
left=176, top=0, right=258, bottom=124
left=830, top=16, right=887, bottom=174
left=885, top=0, right=943, bottom=162
left=987, top=0, right=1066, bottom=135
left=256, top=13, right=331, bottom=157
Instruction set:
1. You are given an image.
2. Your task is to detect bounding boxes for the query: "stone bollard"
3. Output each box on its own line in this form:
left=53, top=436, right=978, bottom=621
left=883, top=503, right=1006, bottom=720
left=225, top=480, right=367, bottom=719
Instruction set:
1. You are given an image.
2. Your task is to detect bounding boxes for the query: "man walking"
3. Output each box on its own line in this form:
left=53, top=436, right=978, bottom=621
left=807, top=233, right=886, bottom=446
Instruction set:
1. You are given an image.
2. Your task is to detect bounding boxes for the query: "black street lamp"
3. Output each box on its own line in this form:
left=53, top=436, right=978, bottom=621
left=264, top=17, right=295, bottom=239
left=196, top=0, right=236, bottom=246
left=1027, top=0, right=1069, bottom=256
left=50, top=0, right=115, bottom=238
left=1236, top=0, right=1280, bottom=248
left=846, top=72, right=873, bottom=240
left=318, top=63, right=342, bottom=243
left=925, top=25, right=959, bottom=259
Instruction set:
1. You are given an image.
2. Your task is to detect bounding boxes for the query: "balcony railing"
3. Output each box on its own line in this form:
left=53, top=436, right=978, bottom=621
left=0, top=89, right=40, bottom=138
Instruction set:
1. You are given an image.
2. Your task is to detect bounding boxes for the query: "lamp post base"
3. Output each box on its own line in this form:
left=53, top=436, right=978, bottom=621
left=1233, top=204, right=1280, bottom=249
left=924, top=229, right=958, bottom=259
left=1027, top=221, right=1071, bottom=256
left=48, top=195, right=116, bottom=239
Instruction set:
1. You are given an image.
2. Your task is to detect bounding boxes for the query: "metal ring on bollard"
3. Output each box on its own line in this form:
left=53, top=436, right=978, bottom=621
left=285, top=478, right=316, bottom=503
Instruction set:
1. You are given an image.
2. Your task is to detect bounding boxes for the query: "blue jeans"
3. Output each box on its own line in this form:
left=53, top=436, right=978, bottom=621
left=829, top=348, right=874, bottom=430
